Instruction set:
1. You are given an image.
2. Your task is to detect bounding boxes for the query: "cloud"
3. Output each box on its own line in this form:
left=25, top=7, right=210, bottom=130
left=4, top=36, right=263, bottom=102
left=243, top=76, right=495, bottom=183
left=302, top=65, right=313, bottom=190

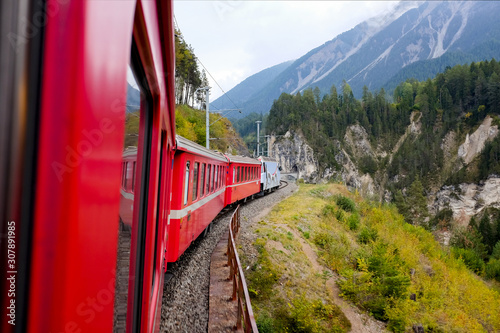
left=174, top=1, right=399, bottom=100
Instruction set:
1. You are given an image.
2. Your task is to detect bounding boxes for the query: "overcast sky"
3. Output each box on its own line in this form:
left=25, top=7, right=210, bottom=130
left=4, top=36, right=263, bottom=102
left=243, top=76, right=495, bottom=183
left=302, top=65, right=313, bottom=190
left=173, top=1, right=401, bottom=101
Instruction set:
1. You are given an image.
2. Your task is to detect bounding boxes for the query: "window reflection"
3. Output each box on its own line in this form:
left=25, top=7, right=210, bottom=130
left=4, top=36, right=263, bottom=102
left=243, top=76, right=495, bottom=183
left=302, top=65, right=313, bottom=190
left=114, top=64, right=141, bottom=332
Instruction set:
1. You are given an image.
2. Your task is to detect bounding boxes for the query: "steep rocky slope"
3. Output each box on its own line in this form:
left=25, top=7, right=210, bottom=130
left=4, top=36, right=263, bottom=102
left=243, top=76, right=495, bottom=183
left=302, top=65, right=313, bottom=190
left=270, top=116, right=499, bottom=222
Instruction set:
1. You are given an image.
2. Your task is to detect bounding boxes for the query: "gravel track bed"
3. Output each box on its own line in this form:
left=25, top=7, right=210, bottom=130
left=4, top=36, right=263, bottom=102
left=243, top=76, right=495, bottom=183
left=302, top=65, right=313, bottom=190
left=160, top=183, right=298, bottom=332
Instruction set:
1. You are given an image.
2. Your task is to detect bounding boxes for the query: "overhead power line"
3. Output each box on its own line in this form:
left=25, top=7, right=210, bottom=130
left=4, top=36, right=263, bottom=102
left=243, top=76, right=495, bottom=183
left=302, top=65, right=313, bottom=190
left=173, top=15, right=241, bottom=112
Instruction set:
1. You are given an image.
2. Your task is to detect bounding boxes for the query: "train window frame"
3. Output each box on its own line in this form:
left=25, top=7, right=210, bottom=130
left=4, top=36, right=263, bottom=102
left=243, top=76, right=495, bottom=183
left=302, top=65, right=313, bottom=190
left=122, top=163, right=126, bottom=188
left=211, top=165, right=215, bottom=192
left=132, top=162, right=136, bottom=192
left=124, top=42, right=158, bottom=332
left=220, top=166, right=223, bottom=187
left=124, top=162, right=129, bottom=189
left=184, top=161, right=190, bottom=206
left=200, top=163, right=205, bottom=197
left=192, top=162, right=199, bottom=201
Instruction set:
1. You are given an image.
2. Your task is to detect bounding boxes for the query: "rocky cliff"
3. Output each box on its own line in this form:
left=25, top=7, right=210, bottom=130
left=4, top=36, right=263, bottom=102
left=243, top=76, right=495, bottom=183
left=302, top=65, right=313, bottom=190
left=271, top=116, right=500, bottom=223
left=270, top=129, right=378, bottom=197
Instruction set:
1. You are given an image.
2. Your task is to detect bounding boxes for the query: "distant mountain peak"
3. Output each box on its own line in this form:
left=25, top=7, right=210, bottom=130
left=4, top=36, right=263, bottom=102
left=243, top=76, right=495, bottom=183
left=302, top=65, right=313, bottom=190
left=215, top=0, right=500, bottom=119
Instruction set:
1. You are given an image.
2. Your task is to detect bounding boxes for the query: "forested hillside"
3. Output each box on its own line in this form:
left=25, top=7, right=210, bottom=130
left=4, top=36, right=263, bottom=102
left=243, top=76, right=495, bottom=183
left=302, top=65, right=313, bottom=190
left=265, top=60, right=500, bottom=280
left=267, top=60, right=500, bottom=190
left=175, top=104, right=248, bottom=155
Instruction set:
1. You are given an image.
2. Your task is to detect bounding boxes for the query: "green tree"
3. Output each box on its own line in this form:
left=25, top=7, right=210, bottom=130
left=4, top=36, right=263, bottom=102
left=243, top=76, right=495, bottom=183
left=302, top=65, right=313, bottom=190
left=405, top=177, right=428, bottom=226
left=479, top=215, right=495, bottom=252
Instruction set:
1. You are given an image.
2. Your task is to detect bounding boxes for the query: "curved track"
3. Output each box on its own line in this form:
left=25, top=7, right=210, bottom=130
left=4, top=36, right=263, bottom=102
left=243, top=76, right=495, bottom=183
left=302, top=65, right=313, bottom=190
left=160, top=183, right=297, bottom=332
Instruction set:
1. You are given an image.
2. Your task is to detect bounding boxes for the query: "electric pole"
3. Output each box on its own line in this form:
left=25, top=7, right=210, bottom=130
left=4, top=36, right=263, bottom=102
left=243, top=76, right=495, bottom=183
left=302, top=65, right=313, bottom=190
left=205, top=87, right=210, bottom=149
left=256, top=121, right=262, bottom=157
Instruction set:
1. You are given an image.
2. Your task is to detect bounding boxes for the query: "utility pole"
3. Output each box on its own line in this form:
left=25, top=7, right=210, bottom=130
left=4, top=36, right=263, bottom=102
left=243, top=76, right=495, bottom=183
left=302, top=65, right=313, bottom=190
left=265, top=135, right=270, bottom=157
left=205, top=87, right=210, bottom=149
left=256, top=121, right=262, bottom=157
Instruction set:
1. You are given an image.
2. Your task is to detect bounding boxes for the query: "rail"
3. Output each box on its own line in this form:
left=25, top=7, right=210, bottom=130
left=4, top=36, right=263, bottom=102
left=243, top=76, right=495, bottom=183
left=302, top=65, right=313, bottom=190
left=226, top=205, right=259, bottom=332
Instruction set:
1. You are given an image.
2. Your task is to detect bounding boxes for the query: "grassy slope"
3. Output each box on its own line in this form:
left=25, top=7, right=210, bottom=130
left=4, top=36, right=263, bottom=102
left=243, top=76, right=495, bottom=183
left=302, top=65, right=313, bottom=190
left=242, top=183, right=500, bottom=333
left=175, top=104, right=249, bottom=155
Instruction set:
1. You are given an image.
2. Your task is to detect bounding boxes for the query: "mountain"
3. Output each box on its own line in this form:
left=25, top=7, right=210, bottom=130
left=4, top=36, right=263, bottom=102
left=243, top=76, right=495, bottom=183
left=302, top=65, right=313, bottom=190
left=216, top=1, right=500, bottom=118
left=126, top=82, right=140, bottom=113
left=210, top=60, right=293, bottom=112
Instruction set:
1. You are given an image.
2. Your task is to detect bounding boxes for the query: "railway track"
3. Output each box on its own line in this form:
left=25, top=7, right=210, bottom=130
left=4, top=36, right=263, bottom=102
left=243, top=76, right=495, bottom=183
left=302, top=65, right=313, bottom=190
left=160, top=183, right=297, bottom=332
left=279, top=179, right=288, bottom=189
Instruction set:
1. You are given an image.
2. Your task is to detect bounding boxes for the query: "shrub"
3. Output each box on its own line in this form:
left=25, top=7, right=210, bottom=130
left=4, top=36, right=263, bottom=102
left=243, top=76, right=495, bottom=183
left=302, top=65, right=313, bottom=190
left=452, top=247, right=486, bottom=275
left=256, top=313, right=274, bottom=333
left=322, top=204, right=336, bottom=217
left=335, top=209, right=345, bottom=222
left=335, top=195, right=356, bottom=212
left=347, top=213, right=360, bottom=231
left=485, top=259, right=500, bottom=281
left=314, top=232, right=334, bottom=249
left=358, top=227, right=378, bottom=244
left=491, top=241, right=500, bottom=260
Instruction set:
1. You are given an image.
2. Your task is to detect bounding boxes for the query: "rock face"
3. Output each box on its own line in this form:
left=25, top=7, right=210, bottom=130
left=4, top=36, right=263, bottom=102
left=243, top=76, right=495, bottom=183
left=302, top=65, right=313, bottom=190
left=344, top=124, right=375, bottom=159
left=270, top=130, right=319, bottom=183
left=457, top=116, right=499, bottom=165
left=432, top=176, right=500, bottom=225
left=270, top=129, right=377, bottom=196
left=270, top=116, right=500, bottom=224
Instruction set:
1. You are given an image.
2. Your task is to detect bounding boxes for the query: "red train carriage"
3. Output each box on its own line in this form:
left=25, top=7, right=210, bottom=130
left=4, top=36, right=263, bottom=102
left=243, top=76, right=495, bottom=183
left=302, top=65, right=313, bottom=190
left=0, top=1, right=176, bottom=332
left=224, top=154, right=261, bottom=206
left=167, top=136, right=228, bottom=262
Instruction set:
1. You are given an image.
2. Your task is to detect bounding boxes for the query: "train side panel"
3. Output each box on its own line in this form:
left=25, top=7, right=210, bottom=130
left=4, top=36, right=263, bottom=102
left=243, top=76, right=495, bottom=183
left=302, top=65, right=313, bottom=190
left=259, top=156, right=281, bottom=192
left=225, top=156, right=261, bottom=206
left=167, top=137, right=227, bottom=262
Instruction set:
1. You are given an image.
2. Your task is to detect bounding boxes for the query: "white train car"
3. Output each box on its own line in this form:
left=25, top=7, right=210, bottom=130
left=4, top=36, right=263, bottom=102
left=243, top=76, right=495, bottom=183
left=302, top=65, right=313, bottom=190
left=259, top=156, right=281, bottom=193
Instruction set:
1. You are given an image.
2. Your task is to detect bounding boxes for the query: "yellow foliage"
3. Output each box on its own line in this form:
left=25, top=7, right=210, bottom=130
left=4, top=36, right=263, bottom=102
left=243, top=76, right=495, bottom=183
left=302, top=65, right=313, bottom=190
left=243, top=183, right=500, bottom=333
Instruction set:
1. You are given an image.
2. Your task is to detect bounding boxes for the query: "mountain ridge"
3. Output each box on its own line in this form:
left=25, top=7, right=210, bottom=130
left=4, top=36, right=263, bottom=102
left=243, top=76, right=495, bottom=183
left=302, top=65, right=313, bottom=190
left=214, top=1, right=500, bottom=118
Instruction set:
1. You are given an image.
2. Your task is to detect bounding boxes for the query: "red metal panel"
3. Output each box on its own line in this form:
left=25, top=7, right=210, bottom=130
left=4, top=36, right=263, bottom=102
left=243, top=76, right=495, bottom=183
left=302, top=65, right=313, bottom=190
left=29, top=1, right=136, bottom=332
left=167, top=149, right=226, bottom=262
left=225, top=162, right=261, bottom=205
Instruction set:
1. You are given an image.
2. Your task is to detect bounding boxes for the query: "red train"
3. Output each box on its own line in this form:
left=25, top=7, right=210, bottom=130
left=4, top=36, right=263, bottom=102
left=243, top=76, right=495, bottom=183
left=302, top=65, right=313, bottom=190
left=0, top=1, right=279, bottom=332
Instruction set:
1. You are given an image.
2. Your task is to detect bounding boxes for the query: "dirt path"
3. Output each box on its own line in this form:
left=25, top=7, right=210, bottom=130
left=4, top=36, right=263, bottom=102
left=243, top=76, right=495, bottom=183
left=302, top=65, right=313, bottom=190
left=283, top=226, right=387, bottom=333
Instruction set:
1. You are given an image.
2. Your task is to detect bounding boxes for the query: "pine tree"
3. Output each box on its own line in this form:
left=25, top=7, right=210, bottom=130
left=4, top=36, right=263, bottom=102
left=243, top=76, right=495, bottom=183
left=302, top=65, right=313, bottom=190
left=479, top=214, right=494, bottom=251
left=406, top=177, right=429, bottom=226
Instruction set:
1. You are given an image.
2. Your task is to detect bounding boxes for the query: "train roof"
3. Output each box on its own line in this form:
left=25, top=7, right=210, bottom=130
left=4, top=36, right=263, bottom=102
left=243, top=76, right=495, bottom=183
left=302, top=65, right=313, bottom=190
left=175, top=135, right=228, bottom=162
left=224, top=154, right=261, bottom=165
left=258, top=156, right=278, bottom=163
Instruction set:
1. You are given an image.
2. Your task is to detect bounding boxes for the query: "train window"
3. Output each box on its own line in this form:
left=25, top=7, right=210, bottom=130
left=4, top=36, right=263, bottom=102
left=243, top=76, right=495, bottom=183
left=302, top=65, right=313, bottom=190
left=214, top=165, right=218, bottom=190
left=132, top=162, right=136, bottom=192
left=121, top=163, right=125, bottom=188
left=211, top=165, right=215, bottom=192
left=233, top=166, right=235, bottom=183
left=220, top=166, right=223, bottom=186
left=206, top=165, right=211, bottom=194
left=200, top=163, right=206, bottom=197
left=124, top=162, right=129, bottom=189
left=192, top=162, right=199, bottom=201
left=115, top=50, right=157, bottom=331
left=184, top=161, right=190, bottom=206
left=237, top=166, right=240, bottom=183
